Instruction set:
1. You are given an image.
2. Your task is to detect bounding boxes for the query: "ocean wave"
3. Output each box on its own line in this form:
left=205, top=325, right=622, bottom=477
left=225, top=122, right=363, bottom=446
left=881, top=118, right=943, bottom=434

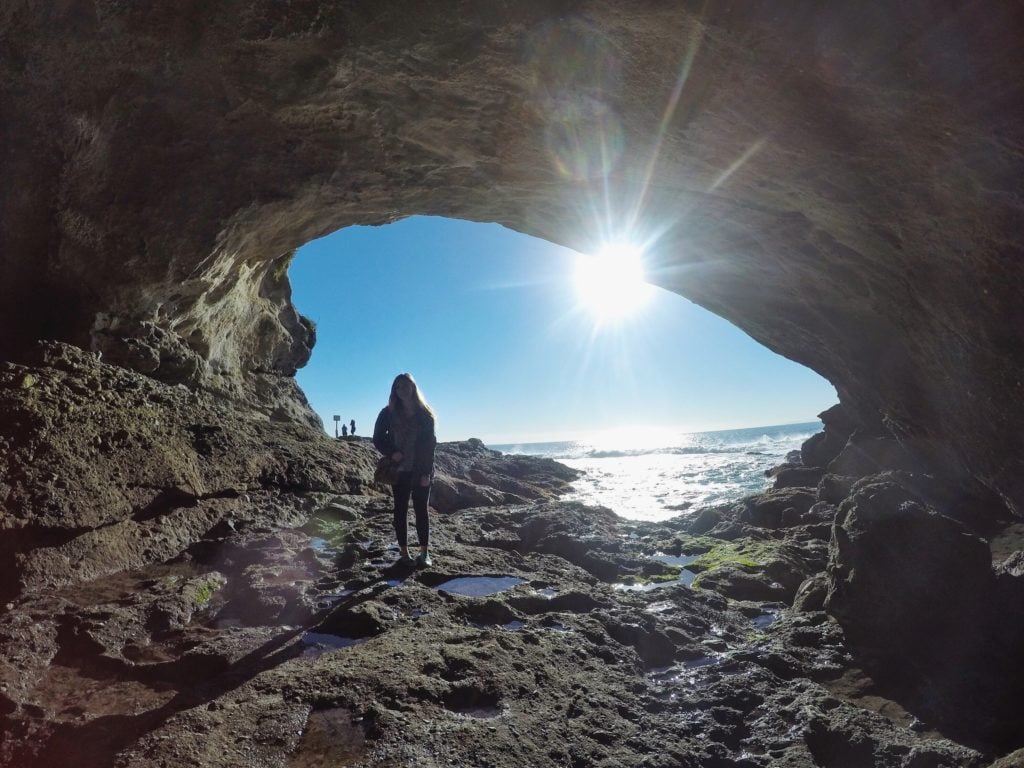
left=493, top=423, right=820, bottom=463
left=553, top=446, right=738, bottom=460
left=553, top=438, right=815, bottom=461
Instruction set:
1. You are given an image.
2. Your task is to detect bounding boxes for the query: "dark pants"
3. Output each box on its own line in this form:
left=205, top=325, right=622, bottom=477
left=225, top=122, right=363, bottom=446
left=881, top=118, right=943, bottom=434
left=393, top=471, right=430, bottom=550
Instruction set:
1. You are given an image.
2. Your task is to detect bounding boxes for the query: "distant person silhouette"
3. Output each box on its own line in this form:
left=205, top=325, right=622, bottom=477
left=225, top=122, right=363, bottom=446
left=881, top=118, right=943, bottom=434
left=341, top=424, right=348, bottom=437
left=350, top=419, right=356, bottom=436
left=373, top=373, right=436, bottom=568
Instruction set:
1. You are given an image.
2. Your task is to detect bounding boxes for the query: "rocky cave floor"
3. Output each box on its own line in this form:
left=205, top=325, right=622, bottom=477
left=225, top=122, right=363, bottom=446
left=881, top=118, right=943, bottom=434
left=2, top=345, right=1024, bottom=767
left=3, top=483, right=1023, bottom=767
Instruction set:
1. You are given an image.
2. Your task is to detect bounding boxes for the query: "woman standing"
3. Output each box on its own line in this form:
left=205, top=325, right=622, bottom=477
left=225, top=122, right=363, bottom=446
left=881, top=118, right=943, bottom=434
left=373, top=373, right=437, bottom=567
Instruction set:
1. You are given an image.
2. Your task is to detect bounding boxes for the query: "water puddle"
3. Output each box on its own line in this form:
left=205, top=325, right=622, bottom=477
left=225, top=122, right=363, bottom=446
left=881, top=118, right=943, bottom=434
left=613, top=577, right=691, bottom=592
left=651, top=553, right=700, bottom=568
left=648, top=654, right=727, bottom=691
left=751, top=610, right=780, bottom=630
left=651, top=553, right=700, bottom=586
left=613, top=582, right=657, bottom=592
left=299, top=632, right=368, bottom=659
left=614, top=553, right=701, bottom=591
left=685, top=654, right=724, bottom=669
left=288, top=708, right=366, bottom=767
left=647, top=665, right=676, bottom=681
left=435, top=576, right=526, bottom=597
left=644, top=600, right=674, bottom=614
left=314, top=587, right=354, bottom=609
left=534, top=586, right=559, bottom=599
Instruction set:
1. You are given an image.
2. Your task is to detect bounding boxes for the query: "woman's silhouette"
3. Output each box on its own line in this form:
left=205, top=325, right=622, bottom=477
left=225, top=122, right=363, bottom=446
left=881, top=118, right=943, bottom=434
left=372, top=373, right=437, bottom=567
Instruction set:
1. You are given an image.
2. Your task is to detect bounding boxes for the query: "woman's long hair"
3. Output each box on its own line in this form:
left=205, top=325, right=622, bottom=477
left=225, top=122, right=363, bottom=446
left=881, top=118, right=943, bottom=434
left=388, top=372, right=435, bottom=420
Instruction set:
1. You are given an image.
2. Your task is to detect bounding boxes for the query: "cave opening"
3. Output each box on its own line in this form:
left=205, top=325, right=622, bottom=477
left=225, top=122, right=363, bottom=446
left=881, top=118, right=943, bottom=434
left=287, top=215, right=836, bottom=519
left=288, top=215, right=837, bottom=445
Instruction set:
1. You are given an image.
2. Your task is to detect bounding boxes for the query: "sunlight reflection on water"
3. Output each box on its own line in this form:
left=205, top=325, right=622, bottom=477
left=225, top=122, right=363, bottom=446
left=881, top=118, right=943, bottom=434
left=495, top=423, right=818, bottom=522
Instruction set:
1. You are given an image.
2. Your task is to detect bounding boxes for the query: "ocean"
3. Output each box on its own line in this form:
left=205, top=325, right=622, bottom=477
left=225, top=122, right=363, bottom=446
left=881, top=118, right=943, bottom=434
left=492, top=421, right=820, bottom=522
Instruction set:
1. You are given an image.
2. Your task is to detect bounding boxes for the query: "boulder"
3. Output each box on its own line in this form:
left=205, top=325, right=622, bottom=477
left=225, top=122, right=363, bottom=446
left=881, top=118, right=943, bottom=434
left=429, top=441, right=581, bottom=511
left=817, top=473, right=858, bottom=506
left=693, top=566, right=790, bottom=603
left=826, top=435, right=927, bottom=479
left=987, top=748, right=1024, bottom=768
left=772, top=466, right=825, bottom=490
left=826, top=478, right=994, bottom=659
left=793, top=575, right=828, bottom=613
left=800, top=405, right=857, bottom=468
left=737, top=488, right=817, bottom=529
left=682, top=506, right=724, bottom=535
left=429, top=475, right=509, bottom=513
left=824, top=476, right=1024, bottom=748
left=800, top=431, right=848, bottom=469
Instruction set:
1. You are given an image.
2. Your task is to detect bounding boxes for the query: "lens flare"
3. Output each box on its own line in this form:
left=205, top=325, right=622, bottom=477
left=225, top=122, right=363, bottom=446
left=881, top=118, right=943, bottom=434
left=574, top=243, right=652, bottom=321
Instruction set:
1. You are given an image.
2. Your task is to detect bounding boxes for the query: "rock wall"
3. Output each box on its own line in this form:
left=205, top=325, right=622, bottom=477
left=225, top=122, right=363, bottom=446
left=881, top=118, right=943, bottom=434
left=1, top=1, right=1023, bottom=509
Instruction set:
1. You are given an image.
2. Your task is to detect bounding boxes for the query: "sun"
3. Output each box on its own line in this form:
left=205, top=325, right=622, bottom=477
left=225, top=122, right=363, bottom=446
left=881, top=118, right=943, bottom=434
left=574, top=242, right=652, bottom=321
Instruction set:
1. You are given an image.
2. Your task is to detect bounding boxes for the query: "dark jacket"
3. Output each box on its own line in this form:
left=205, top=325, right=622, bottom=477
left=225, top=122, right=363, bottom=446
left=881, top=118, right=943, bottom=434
left=373, top=406, right=436, bottom=478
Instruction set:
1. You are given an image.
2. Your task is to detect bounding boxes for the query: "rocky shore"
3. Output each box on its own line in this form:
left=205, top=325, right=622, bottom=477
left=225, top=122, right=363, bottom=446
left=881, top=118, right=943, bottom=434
left=2, top=344, right=1023, bottom=767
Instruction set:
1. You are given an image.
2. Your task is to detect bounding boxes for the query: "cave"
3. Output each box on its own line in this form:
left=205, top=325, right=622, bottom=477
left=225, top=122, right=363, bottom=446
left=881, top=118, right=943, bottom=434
left=2, top=2, right=1023, bottom=765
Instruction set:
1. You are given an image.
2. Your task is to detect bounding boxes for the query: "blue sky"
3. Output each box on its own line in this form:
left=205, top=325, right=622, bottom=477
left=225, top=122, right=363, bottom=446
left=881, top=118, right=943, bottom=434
left=290, top=216, right=836, bottom=444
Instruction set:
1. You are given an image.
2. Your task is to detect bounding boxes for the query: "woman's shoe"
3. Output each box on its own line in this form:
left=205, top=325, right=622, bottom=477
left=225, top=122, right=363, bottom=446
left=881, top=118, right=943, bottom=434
left=397, top=553, right=414, bottom=566
left=415, top=551, right=432, bottom=569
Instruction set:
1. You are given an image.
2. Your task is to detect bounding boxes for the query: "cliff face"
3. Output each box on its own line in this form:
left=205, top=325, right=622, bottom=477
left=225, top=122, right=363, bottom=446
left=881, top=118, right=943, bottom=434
left=2, top=1, right=1023, bottom=506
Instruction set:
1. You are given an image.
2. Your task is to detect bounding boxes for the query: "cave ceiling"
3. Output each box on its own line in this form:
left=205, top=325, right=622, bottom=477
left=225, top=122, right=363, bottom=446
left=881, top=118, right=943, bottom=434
left=1, top=1, right=1022, bottom=508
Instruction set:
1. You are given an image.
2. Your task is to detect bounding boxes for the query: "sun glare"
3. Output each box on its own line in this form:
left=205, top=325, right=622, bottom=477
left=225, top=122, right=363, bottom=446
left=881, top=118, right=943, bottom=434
left=574, top=243, right=652, bottom=321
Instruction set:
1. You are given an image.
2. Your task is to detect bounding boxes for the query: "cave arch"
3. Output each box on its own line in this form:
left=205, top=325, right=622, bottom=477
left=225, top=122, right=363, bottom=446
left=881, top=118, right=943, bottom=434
left=2, top=2, right=1022, bottom=508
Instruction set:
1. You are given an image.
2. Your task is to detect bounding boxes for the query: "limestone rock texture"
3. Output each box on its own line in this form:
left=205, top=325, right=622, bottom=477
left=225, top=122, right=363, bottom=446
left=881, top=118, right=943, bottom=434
left=1, top=1, right=1023, bottom=508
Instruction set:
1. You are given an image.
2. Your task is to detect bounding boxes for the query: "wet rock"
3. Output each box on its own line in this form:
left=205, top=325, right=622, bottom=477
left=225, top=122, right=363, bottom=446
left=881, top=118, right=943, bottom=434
left=694, top=566, right=790, bottom=602
left=826, top=478, right=994, bottom=656
left=827, top=435, right=928, bottom=479
left=0, top=486, right=998, bottom=767
left=603, top=619, right=677, bottom=667
left=793, top=575, right=829, bottom=613
left=772, top=466, right=826, bottom=490
left=825, top=476, right=1024, bottom=749
left=737, top=488, right=817, bottom=529
left=681, top=506, right=724, bottom=535
left=800, top=405, right=856, bottom=470
left=433, top=440, right=579, bottom=504
left=801, top=431, right=848, bottom=470
left=430, top=475, right=509, bottom=513
left=987, top=748, right=1024, bottom=768
left=425, top=441, right=584, bottom=514
left=817, top=473, right=859, bottom=505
